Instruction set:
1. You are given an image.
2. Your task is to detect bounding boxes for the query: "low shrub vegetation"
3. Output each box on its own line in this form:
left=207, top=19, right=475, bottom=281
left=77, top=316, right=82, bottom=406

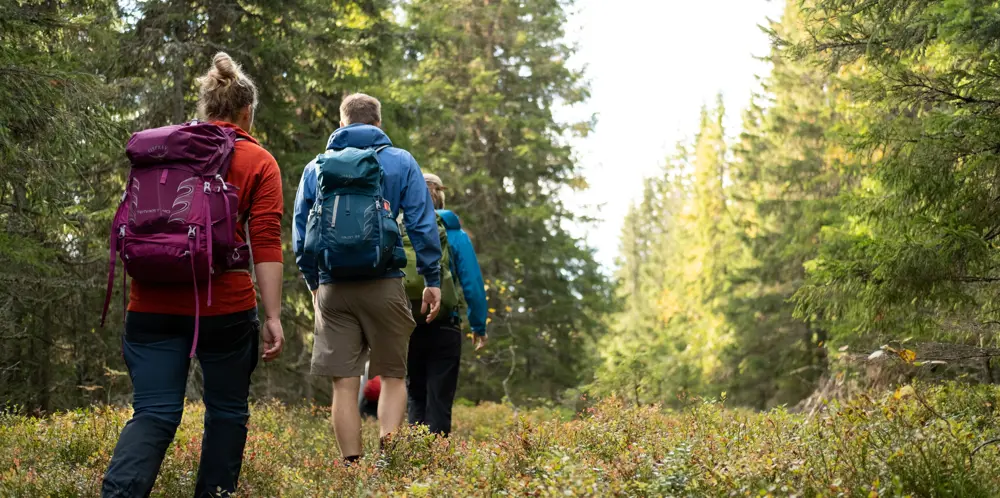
left=3, top=382, right=1000, bottom=497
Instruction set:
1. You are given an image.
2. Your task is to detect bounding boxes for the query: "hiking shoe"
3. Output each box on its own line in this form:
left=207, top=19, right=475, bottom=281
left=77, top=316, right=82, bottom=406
left=378, top=434, right=393, bottom=454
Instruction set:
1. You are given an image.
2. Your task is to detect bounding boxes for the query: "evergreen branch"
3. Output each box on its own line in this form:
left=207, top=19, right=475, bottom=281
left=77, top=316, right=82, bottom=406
left=953, top=276, right=1000, bottom=283
left=984, top=226, right=1000, bottom=242
left=893, top=79, right=1000, bottom=108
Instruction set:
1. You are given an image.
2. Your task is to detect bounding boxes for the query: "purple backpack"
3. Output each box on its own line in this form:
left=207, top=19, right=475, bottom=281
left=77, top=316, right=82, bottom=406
left=101, top=122, right=251, bottom=356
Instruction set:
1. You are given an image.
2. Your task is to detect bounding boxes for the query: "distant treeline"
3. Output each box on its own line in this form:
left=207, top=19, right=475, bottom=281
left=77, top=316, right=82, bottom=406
left=593, top=0, right=1000, bottom=408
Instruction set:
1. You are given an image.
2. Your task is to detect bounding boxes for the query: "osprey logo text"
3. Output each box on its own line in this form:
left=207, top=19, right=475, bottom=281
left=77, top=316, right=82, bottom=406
left=147, top=144, right=169, bottom=159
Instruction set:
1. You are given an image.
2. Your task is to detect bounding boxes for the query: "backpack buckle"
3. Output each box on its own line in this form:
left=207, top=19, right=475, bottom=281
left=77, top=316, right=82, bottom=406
left=215, top=175, right=228, bottom=191
left=203, top=181, right=211, bottom=193
left=118, top=225, right=126, bottom=238
left=232, top=248, right=241, bottom=261
left=187, top=226, right=197, bottom=238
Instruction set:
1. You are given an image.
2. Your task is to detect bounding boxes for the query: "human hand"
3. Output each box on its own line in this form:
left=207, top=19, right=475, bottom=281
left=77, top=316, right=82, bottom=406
left=473, top=333, right=488, bottom=351
left=262, top=317, right=284, bottom=362
left=421, top=286, right=442, bottom=323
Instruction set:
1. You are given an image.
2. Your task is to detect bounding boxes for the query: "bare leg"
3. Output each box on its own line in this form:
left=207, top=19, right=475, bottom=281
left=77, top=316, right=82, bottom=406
left=378, top=376, right=407, bottom=438
left=331, top=377, right=362, bottom=457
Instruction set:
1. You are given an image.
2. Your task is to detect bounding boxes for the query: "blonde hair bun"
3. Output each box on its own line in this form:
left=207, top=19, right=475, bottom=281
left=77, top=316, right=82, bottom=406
left=212, top=52, right=237, bottom=81
left=196, top=52, right=258, bottom=123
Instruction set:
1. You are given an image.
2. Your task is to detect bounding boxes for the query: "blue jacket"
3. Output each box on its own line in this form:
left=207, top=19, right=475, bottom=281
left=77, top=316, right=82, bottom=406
left=438, top=210, right=488, bottom=336
left=293, top=124, right=441, bottom=291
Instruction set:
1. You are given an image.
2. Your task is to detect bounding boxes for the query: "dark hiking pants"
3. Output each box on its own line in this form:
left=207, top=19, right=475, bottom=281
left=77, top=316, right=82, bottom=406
left=406, top=319, right=462, bottom=436
left=102, top=309, right=259, bottom=498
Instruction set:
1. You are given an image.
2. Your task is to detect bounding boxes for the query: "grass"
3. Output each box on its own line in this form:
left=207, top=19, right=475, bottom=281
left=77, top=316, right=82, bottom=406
left=4, top=382, right=1000, bottom=497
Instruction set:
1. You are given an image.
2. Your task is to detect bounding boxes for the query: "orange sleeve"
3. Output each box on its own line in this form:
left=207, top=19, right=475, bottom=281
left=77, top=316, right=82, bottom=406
left=248, top=152, right=284, bottom=263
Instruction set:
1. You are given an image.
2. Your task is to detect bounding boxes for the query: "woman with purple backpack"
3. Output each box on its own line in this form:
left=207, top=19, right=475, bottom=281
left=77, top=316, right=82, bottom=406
left=101, top=53, right=285, bottom=498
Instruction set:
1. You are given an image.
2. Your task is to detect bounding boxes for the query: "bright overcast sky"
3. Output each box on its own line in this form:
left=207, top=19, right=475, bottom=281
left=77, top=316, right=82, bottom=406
left=558, top=0, right=787, bottom=269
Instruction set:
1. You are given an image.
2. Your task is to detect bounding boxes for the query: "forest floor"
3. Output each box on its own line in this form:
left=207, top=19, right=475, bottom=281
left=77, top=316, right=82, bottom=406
left=3, top=382, right=1000, bottom=497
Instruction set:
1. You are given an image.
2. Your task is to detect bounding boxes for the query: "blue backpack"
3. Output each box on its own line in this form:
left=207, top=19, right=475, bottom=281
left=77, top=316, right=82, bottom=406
left=303, top=145, right=403, bottom=278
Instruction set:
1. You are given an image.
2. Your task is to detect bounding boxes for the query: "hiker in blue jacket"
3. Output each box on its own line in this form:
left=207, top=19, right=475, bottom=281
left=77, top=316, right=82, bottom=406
left=407, top=173, right=488, bottom=437
left=292, top=93, right=442, bottom=463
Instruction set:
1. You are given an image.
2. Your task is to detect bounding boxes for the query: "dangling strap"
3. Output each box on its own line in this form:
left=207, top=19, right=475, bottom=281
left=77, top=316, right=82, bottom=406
left=206, top=204, right=213, bottom=308
left=100, top=226, right=118, bottom=327
left=188, top=237, right=200, bottom=358
left=121, top=257, right=128, bottom=322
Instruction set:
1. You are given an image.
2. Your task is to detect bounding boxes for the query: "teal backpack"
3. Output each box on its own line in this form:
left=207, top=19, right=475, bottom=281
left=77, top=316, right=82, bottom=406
left=303, top=146, right=404, bottom=277
left=400, top=212, right=464, bottom=324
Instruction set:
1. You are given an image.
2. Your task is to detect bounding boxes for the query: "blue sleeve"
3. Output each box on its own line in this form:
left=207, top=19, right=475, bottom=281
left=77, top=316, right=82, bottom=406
left=448, top=228, right=487, bottom=335
left=399, top=155, right=441, bottom=287
left=293, top=160, right=319, bottom=291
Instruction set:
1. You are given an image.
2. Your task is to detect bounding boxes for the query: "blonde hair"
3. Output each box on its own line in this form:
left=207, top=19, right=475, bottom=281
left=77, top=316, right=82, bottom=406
left=340, top=93, right=382, bottom=126
left=197, top=52, right=258, bottom=122
left=427, top=183, right=446, bottom=209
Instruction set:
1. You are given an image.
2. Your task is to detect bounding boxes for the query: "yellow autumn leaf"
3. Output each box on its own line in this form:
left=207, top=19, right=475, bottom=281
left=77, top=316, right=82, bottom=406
left=505, top=306, right=512, bottom=313
left=488, top=308, right=496, bottom=314
left=894, top=385, right=915, bottom=400
left=898, top=349, right=916, bottom=364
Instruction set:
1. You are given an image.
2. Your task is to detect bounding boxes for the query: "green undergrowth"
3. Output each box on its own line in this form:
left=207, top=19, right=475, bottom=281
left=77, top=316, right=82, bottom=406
left=3, top=382, right=1000, bottom=497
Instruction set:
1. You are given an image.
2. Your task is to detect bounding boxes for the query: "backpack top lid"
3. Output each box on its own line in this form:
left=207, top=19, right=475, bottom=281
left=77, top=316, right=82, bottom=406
left=314, top=146, right=385, bottom=195
left=126, top=122, right=235, bottom=171
left=436, top=209, right=462, bottom=231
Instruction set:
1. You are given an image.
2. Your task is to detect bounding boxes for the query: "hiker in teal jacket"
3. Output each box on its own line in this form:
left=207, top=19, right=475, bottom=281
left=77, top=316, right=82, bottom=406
left=436, top=208, right=488, bottom=337
left=407, top=173, right=488, bottom=437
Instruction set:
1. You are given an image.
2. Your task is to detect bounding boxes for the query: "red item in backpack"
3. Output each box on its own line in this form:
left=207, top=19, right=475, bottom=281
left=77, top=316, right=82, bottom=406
left=363, top=376, right=381, bottom=402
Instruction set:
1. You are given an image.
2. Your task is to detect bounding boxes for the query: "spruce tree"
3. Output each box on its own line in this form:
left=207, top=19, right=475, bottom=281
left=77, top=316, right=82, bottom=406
left=721, top=1, right=847, bottom=408
left=793, top=0, right=1000, bottom=353
left=394, top=0, right=611, bottom=402
left=1, top=0, right=124, bottom=411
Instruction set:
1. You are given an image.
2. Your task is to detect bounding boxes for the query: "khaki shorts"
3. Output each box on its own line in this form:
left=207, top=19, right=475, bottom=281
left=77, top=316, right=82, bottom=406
left=311, top=278, right=416, bottom=379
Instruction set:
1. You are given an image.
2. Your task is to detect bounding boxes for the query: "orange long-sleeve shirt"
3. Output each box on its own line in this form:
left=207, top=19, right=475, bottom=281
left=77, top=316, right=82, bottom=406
left=128, top=122, right=284, bottom=316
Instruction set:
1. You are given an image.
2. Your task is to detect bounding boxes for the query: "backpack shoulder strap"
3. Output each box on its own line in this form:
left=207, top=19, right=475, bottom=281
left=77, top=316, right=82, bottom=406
left=372, top=145, right=391, bottom=197
left=232, top=135, right=254, bottom=281
left=215, top=132, right=243, bottom=179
